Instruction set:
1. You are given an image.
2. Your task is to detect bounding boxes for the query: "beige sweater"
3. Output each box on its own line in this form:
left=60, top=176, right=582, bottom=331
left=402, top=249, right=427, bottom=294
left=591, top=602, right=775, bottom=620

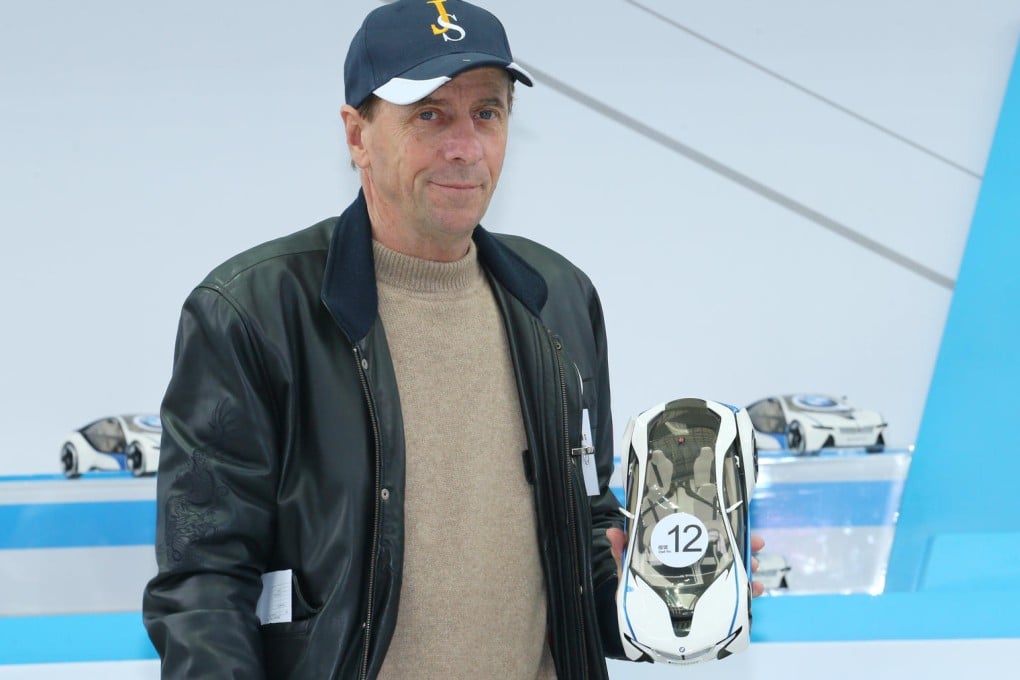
left=373, top=240, right=556, bottom=679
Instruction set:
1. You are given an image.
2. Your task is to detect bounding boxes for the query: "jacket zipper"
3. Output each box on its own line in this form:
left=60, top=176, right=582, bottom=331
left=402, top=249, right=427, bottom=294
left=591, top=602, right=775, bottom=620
left=354, top=345, right=382, bottom=680
left=549, top=331, right=588, bottom=679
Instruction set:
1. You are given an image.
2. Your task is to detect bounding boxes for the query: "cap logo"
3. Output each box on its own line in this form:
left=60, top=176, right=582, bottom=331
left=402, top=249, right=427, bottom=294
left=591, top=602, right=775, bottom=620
left=427, top=0, right=466, bottom=42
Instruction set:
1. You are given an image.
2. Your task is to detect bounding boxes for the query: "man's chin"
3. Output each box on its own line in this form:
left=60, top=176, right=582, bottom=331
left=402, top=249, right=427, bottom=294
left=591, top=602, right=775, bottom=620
left=430, top=206, right=489, bottom=234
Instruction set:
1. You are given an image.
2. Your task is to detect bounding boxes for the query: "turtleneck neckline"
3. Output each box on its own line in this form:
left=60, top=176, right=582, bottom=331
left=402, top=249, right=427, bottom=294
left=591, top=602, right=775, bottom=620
left=372, top=239, right=483, bottom=294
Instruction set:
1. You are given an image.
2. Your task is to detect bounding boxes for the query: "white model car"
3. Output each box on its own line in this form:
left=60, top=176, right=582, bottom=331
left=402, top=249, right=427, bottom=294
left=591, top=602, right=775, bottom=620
left=617, top=398, right=757, bottom=664
left=746, top=394, right=887, bottom=455
left=60, top=414, right=161, bottom=478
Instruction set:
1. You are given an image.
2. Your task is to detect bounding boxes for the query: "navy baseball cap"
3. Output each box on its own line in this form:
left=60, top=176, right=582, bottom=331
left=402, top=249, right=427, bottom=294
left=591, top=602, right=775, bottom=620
left=344, top=0, right=533, bottom=107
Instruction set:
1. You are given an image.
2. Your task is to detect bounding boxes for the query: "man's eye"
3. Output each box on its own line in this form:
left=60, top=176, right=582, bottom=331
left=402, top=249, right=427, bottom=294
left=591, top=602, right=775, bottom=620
left=418, top=110, right=436, bottom=121
left=478, top=110, right=496, bottom=120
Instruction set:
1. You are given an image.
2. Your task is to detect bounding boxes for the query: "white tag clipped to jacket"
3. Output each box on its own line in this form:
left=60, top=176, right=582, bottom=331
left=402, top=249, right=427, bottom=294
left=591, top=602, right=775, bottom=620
left=256, top=569, right=292, bottom=625
left=579, top=409, right=600, bottom=497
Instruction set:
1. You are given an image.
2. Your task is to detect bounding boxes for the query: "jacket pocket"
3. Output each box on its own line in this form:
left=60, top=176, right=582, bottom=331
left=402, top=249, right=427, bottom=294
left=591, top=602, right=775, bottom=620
left=261, top=619, right=312, bottom=679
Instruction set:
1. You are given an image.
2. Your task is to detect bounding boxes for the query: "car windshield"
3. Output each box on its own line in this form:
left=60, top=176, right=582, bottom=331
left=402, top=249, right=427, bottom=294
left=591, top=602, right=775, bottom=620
left=82, top=417, right=126, bottom=453
left=626, top=401, right=744, bottom=636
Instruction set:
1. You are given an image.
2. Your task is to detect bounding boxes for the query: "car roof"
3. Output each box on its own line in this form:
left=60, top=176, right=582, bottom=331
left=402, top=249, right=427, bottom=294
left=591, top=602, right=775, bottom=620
left=781, top=394, right=853, bottom=411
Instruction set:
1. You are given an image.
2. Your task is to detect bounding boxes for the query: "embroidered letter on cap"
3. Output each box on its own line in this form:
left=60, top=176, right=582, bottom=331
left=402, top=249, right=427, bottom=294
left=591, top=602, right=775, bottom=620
left=428, top=0, right=466, bottom=41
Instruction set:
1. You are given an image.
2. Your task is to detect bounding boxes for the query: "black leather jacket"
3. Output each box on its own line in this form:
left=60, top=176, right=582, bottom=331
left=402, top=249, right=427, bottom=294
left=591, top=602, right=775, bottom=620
left=143, top=192, right=624, bottom=679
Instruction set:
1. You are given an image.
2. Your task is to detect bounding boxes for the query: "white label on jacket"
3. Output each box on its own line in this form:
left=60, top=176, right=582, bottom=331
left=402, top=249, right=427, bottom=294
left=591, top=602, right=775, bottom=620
left=581, top=409, right=599, bottom=496
left=257, top=569, right=292, bottom=625
left=581, top=452, right=600, bottom=496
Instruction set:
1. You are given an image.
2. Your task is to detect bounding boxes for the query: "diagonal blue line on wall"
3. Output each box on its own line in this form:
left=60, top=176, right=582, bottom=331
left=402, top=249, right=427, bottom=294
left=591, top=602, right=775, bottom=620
left=886, top=38, right=1020, bottom=591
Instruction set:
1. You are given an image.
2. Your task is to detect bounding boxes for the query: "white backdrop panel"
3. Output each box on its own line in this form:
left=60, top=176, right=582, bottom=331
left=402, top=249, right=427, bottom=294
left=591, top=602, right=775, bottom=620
left=0, top=0, right=1015, bottom=491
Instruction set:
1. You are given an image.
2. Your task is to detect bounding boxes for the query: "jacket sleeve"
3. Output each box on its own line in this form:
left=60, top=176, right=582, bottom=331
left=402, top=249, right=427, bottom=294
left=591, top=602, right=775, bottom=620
left=143, top=285, right=280, bottom=679
left=583, top=285, right=628, bottom=660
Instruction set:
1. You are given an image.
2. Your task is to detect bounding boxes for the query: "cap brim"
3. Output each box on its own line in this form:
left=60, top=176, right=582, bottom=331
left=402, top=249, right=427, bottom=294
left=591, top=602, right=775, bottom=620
left=372, top=52, right=533, bottom=105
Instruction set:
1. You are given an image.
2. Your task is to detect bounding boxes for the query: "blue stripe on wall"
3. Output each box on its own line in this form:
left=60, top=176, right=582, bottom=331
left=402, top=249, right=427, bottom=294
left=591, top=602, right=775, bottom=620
left=0, top=479, right=898, bottom=550
left=750, top=480, right=903, bottom=528
left=0, top=472, right=133, bottom=483
left=0, top=614, right=158, bottom=665
left=887, top=38, right=1020, bottom=591
left=0, top=501, right=155, bottom=549
left=610, top=481, right=902, bottom=528
left=753, top=589, right=1020, bottom=642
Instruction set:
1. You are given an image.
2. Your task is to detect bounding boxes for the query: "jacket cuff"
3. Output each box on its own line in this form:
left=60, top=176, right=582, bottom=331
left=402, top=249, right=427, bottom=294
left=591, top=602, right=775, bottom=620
left=594, top=575, right=626, bottom=660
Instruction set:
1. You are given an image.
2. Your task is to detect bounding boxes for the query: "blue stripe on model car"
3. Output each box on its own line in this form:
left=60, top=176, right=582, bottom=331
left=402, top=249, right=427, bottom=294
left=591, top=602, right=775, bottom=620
left=0, top=501, right=155, bottom=549
left=730, top=565, right=739, bottom=635
left=731, top=522, right=752, bottom=637
left=748, top=480, right=903, bottom=528
left=623, top=560, right=637, bottom=643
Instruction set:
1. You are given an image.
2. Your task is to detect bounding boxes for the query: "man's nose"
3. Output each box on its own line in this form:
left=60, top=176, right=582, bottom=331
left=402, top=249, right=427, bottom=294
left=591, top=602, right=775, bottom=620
left=442, top=116, right=484, bottom=163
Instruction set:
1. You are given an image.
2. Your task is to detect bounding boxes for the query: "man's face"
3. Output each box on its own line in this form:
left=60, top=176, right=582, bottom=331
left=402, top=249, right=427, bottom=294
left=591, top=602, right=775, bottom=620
left=344, top=67, right=512, bottom=261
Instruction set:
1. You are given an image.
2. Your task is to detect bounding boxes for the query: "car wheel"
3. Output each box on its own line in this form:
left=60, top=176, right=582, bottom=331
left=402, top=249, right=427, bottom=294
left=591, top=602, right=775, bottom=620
left=61, top=443, right=80, bottom=479
left=779, top=576, right=789, bottom=589
left=787, top=421, right=807, bottom=455
left=866, top=433, right=886, bottom=454
left=127, top=443, right=146, bottom=477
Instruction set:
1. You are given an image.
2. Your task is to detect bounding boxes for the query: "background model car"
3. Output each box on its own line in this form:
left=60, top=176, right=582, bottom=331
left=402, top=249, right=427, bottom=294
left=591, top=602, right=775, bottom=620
left=617, top=398, right=757, bottom=664
left=60, top=414, right=161, bottom=478
left=746, top=394, right=887, bottom=455
left=753, top=552, right=792, bottom=591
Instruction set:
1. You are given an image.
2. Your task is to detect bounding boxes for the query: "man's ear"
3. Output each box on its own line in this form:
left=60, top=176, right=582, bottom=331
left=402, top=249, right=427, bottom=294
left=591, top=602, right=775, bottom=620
left=340, top=104, right=369, bottom=169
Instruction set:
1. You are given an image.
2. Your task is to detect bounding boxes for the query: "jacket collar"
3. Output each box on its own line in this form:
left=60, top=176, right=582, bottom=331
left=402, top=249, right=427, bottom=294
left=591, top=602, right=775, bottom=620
left=321, top=190, right=548, bottom=343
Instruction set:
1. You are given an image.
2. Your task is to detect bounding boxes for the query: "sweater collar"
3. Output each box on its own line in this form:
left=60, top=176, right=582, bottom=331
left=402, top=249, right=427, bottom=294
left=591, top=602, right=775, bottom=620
left=372, top=239, right=482, bottom=295
left=321, top=190, right=548, bottom=343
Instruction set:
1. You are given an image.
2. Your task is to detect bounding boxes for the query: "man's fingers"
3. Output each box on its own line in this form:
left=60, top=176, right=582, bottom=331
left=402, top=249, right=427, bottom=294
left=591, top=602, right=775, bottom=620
left=607, top=527, right=626, bottom=560
left=607, top=527, right=627, bottom=579
left=750, top=534, right=765, bottom=598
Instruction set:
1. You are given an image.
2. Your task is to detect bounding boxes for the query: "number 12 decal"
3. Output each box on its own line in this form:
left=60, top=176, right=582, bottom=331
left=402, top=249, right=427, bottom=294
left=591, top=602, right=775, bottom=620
left=667, top=522, right=703, bottom=553
left=651, top=513, right=709, bottom=568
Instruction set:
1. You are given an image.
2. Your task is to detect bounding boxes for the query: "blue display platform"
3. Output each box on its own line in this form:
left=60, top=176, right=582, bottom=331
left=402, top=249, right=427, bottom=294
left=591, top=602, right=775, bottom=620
left=3, top=589, right=1020, bottom=666
left=5, top=443, right=1014, bottom=667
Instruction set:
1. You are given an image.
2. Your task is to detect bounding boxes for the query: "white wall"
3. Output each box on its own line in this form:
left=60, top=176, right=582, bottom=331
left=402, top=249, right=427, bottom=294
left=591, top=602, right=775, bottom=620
left=1, top=1, right=1017, bottom=474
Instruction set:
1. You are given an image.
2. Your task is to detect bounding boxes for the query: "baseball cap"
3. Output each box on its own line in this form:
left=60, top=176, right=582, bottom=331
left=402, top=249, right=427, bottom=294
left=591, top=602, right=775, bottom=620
left=344, top=0, right=533, bottom=108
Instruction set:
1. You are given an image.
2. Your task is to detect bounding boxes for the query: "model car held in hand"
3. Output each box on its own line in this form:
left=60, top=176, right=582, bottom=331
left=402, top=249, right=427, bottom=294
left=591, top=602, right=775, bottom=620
left=746, top=394, right=887, bottom=455
left=617, top=398, right=757, bottom=664
left=60, top=414, right=162, bottom=478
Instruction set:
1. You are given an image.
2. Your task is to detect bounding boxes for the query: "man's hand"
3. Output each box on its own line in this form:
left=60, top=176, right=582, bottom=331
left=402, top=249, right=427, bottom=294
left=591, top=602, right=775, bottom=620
left=607, top=528, right=767, bottom=598
left=607, top=527, right=626, bottom=581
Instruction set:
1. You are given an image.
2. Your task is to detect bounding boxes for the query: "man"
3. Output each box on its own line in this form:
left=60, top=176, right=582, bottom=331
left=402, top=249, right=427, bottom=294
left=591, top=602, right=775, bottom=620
left=143, top=1, right=759, bottom=678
